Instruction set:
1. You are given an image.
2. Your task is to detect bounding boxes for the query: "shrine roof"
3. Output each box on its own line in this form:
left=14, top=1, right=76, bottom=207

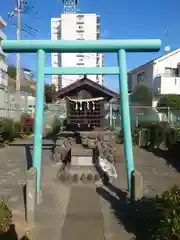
left=56, top=76, right=118, bottom=100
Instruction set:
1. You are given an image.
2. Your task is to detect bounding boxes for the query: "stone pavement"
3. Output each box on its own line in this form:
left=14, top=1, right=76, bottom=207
left=61, top=186, right=104, bottom=240
left=0, top=140, right=180, bottom=240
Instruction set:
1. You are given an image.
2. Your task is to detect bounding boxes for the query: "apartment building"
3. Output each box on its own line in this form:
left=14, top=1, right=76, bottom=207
left=51, top=13, right=104, bottom=89
left=0, top=16, right=8, bottom=87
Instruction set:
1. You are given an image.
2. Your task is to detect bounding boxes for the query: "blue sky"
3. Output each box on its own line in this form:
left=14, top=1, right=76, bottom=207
left=1, top=0, right=180, bottom=90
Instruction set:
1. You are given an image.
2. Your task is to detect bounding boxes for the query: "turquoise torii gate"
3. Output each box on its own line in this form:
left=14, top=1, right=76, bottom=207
left=1, top=39, right=161, bottom=196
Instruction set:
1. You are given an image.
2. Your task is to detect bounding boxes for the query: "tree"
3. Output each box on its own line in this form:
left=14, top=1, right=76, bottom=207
left=44, top=84, right=57, bottom=103
left=130, top=85, right=153, bottom=106
left=157, top=94, right=180, bottom=110
left=7, top=65, right=16, bottom=78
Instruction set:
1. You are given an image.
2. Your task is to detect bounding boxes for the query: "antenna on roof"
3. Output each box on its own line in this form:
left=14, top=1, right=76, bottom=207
left=62, top=0, right=79, bottom=13
left=164, top=28, right=171, bottom=53
left=164, top=45, right=171, bottom=53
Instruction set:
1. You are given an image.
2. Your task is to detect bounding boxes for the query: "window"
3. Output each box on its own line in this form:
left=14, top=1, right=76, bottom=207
left=77, top=15, right=84, bottom=21
left=165, top=67, right=179, bottom=77
left=77, top=54, right=84, bottom=58
left=128, top=74, right=132, bottom=91
left=97, top=32, right=100, bottom=39
left=76, top=30, right=84, bottom=33
left=78, top=25, right=84, bottom=30
left=77, top=22, right=84, bottom=25
left=77, top=33, right=84, bottom=38
left=77, top=62, right=84, bottom=66
left=137, top=72, right=145, bottom=84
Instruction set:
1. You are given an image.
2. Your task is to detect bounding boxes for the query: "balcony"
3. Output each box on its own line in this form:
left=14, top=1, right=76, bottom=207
left=153, top=74, right=180, bottom=95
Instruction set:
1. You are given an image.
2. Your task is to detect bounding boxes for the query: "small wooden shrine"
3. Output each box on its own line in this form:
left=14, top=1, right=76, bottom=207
left=56, top=76, right=117, bottom=131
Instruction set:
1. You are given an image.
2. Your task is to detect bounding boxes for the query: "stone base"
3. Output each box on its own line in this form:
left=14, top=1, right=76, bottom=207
left=71, top=156, right=93, bottom=166
left=57, top=165, right=100, bottom=184
left=71, top=144, right=93, bottom=166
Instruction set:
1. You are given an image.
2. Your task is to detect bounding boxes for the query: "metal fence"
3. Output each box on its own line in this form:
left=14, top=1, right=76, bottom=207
left=44, top=103, right=180, bottom=129
left=0, top=108, right=25, bottom=120
left=0, top=89, right=35, bottom=121
left=105, top=105, right=180, bottom=129
left=2, top=101, right=180, bottom=130
left=44, top=101, right=67, bottom=126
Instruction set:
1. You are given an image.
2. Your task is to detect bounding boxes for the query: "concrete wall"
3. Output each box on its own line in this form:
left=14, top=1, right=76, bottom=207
left=0, top=88, right=35, bottom=120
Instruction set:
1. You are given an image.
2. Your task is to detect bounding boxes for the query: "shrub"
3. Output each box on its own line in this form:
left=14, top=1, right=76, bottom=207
left=130, top=185, right=180, bottom=239
left=52, top=116, right=62, bottom=135
left=0, top=118, right=16, bottom=142
left=154, top=185, right=180, bottom=239
left=131, top=127, right=140, bottom=145
left=132, top=122, right=180, bottom=151
left=157, top=94, right=180, bottom=111
left=20, top=113, right=34, bottom=134
left=117, top=122, right=180, bottom=153
left=0, top=199, right=12, bottom=233
left=0, top=115, right=33, bottom=145
left=118, top=126, right=144, bottom=145
left=14, top=121, right=22, bottom=138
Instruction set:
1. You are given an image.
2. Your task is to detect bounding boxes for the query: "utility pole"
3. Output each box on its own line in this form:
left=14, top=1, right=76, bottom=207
left=8, top=0, right=39, bottom=118
left=16, top=3, right=21, bottom=118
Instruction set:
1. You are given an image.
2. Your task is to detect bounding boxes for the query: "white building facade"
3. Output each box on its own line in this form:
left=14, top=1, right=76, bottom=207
left=51, top=13, right=104, bottom=89
left=128, top=49, right=180, bottom=106
left=0, top=16, right=8, bottom=87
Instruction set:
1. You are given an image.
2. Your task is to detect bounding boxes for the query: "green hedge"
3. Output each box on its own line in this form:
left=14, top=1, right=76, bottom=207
left=155, top=185, right=180, bottom=239
left=131, top=185, right=180, bottom=239
left=119, top=122, right=180, bottom=152
left=0, top=114, right=33, bottom=146
left=139, top=122, right=180, bottom=151
left=118, top=126, right=140, bottom=146
left=0, top=199, right=12, bottom=233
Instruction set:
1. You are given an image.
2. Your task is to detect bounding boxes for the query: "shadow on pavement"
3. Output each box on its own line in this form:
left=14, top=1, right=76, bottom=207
left=96, top=183, right=159, bottom=240
left=9, top=143, right=55, bottom=170
left=24, top=145, right=32, bottom=170
left=142, top=145, right=180, bottom=173
left=0, top=224, right=30, bottom=240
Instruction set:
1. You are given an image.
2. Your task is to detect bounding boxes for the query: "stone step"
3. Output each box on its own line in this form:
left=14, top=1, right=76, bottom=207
left=71, top=144, right=92, bottom=156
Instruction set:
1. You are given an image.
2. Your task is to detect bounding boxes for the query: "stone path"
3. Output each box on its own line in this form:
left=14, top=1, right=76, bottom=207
left=0, top=140, right=29, bottom=238
left=0, top=139, right=180, bottom=240
left=61, top=186, right=104, bottom=240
